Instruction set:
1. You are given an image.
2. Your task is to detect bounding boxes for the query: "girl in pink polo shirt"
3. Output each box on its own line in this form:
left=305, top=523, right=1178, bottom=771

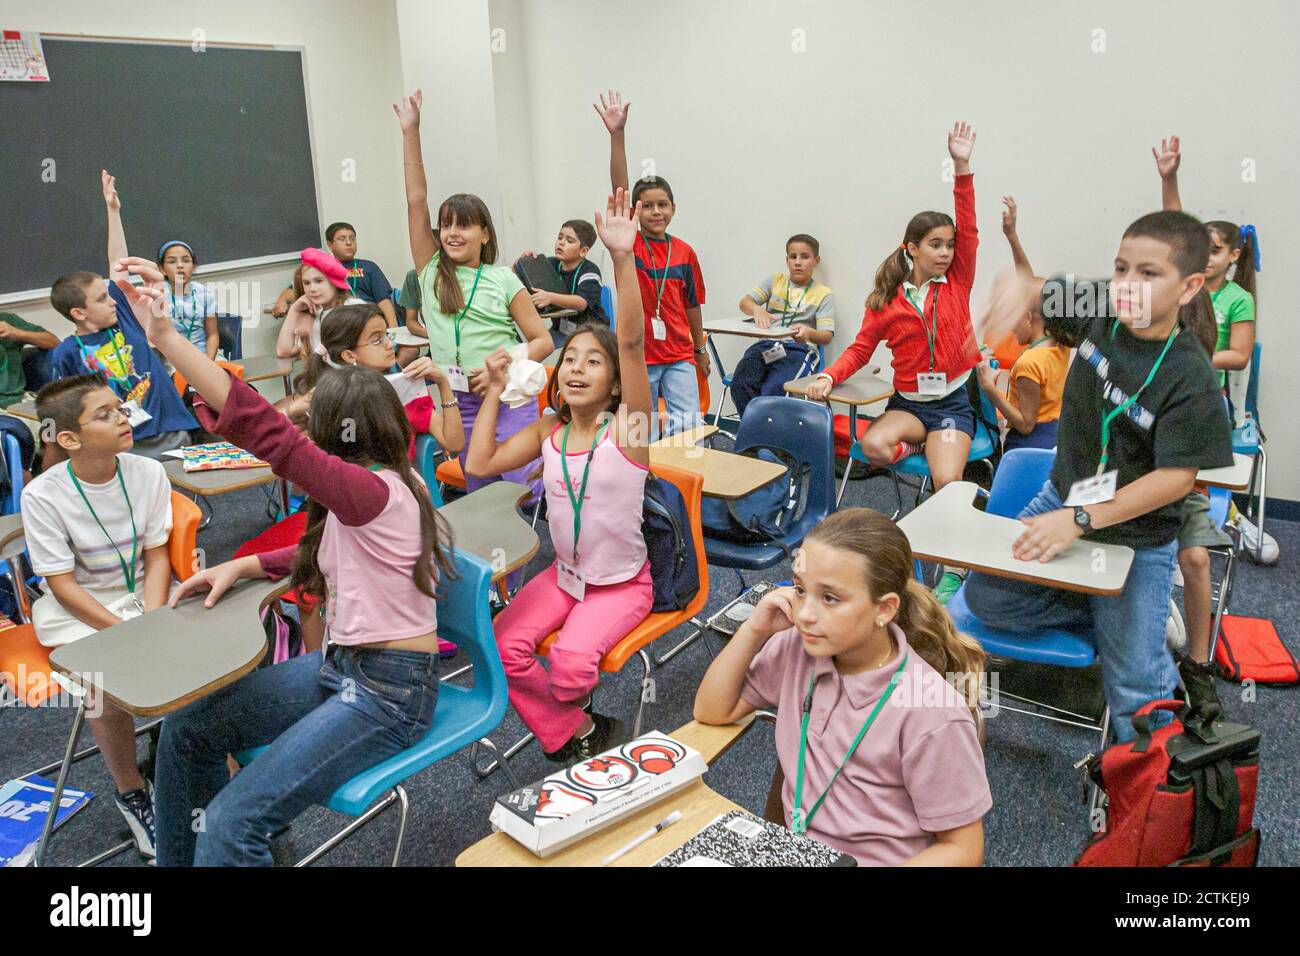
left=695, top=508, right=992, bottom=866
left=466, top=189, right=653, bottom=763
left=113, top=256, right=454, bottom=867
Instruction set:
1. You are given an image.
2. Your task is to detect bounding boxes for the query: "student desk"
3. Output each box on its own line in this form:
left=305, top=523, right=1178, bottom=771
left=1197, top=453, right=1254, bottom=492
left=37, top=577, right=288, bottom=866
left=896, top=481, right=1134, bottom=596
left=456, top=717, right=755, bottom=867
left=231, top=355, right=294, bottom=394
left=4, top=400, right=36, bottom=422
left=164, top=455, right=290, bottom=523
left=649, top=443, right=787, bottom=500
left=649, top=424, right=718, bottom=448
left=439, top=481, right=539, bottom=583
left=703, top=317, right=797, bottom=340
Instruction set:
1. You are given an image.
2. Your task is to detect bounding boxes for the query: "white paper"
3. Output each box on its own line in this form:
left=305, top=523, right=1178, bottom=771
left=385, top=372, right=427, bottom=407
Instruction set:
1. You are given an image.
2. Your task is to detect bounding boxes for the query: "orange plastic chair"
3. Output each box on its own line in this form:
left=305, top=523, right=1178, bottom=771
left=172, top=360, right=245, bottom=396
left=436, top=365, right=558, bottom=493
left=0, top=492, right=202, bottom=708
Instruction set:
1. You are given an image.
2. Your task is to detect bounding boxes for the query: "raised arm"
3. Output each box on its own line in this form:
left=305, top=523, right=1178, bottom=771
left=103, top=171, right=128, bottom=281
left=946, top=122, right=978, bottom=289
left=394, top=90, right=439, bottom=273
left=1001, top=196, right=1033, bottom=275
left=1152, top=135, right=1182, bottom=211
left=596, top=189, right=652, bottom=464
left=594, top=90, right=631, bottom=193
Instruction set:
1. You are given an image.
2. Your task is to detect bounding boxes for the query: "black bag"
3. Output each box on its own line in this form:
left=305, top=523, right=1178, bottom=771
left=642, top=474, right=700, bottom=612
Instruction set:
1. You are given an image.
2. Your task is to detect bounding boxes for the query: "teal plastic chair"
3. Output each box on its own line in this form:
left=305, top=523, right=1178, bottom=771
left=1231, top=342, right=1267, bottom=561
left=414, top=434, right=446, bottom=507
left=235, top=549, right=519, bottom=866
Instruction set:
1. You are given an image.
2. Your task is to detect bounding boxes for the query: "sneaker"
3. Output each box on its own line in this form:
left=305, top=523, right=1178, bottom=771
left=114, top=782, right=156, bottom=860
left=571, top=713, right=624, bottom=761
left=1165, top=600, right=1186, bottom=654
left=1172, top=563, right=1184, bottom=588
left=933, top=570, right=966, bottom=605
left=1234, top=514, right=1279, bottom=565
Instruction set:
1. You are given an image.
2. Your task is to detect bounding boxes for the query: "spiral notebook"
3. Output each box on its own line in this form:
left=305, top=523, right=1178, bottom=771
left=654, top=810, right=856, bottom=867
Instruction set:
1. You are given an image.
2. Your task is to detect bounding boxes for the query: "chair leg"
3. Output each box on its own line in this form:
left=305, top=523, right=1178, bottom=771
left=1252, top=447, right=1267, bottom=563
left=295, top=788, right=400, bottom=867
left=632, top=650, right=652, bottom=739
left=890, top=470, right=905, bottom=520
left=836, top=455, right=854, bottom=507
left=1208, top=545, right=1235, bottom=662
left=654, top=618, right=706, bottom=668
left=469, top=735, right=526, bottom=790
left=33, top=697, right=87, bottom=867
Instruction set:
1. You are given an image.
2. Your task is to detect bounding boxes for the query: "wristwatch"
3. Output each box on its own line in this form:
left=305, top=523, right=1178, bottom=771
left=1072, top=506, right=1093, bottom=533
left=694, top=345, right=708, bottom=354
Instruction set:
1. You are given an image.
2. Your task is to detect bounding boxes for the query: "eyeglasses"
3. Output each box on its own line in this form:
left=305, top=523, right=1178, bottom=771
left=361, top=332, right=394, bottom=349
left=78, top=405, right=129, bottom=426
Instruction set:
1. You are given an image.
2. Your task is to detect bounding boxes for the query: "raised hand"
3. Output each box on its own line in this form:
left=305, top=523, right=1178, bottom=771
left=947, top=121, right=977, bottom=165
left=976, top=268, right=1044, bottom=344
left=594, top=187, right=640, bottom=255
left=745, top=587, right=798, bottom=641
left=1001, top=195, right=1018, bottom=236
left=483, top=347, right=512, bottom=393
left=102, top=169, right=120, bottom=210
left=593, top=89, right=630, bottom=134
left=114, top=257, right=175, bottom=342
left=392, top=89, right=423, bottom=131
left=1152, top=135, right=1180, bottom=179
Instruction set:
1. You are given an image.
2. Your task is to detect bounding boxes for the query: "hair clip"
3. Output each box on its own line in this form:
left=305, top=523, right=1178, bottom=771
left=1238, top=224, right=1261, bottom=272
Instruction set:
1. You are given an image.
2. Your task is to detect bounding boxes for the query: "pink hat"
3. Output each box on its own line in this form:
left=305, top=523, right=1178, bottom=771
left=299, top=247, right=350, bottom=290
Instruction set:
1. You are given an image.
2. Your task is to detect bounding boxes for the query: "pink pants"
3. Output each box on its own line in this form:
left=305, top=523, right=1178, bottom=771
left=493, top=561, right=654, bottom=752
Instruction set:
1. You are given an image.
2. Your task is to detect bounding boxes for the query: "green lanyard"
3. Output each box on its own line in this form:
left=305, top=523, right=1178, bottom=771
left=568, top=260, right=585, bottom=295
left=906, top=283, right=942, bottom=371
left=451, top=264, right=485, bottom=366
left=347, top=264, right=359, bottom=297
left=779, top=278, right=812, bottom=327
left=170, top=286, right=201, bottom=342
left=641, top=234, right=673, bottom=318
left=1096, top=323, right=1179, bottom=475
left=66, top=461, right=140, bottom=598
left=559, top=420, right=609, bottom=565
left=1028, top=335, right=1052, bottom=349
left=792, top=652, right=909, bottom=834
left=74, top=332, right=134, bottom=395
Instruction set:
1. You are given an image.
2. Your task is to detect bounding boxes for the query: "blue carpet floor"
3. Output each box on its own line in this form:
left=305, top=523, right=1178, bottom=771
left=3, top=467, right=1296, bottom=867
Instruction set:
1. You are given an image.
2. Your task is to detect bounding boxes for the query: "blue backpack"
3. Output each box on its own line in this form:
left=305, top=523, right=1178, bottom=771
left=700, top=446, right=801, bottom=545
left=642, top=475, right=700, bottom=612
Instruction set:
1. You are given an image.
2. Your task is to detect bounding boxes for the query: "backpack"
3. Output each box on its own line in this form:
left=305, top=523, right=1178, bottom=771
left=642, top=474, right=700, bottom=613
left=965, top=372, right=1003, bottom=474
left=700, top=446, right=803, bottom=546
left=260, top=602, right=304, bottom=667
left=1214, top=615, right=1300, bottom=685
left=1074, top=699, right=1261, bottom=867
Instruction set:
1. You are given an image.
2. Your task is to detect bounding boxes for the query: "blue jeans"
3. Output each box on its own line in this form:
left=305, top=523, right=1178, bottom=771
left=647, top=361, right=700, bottom=439
left=963, top=478, right=1179, bottom=742
left=155, top=645, right=438, bottom=866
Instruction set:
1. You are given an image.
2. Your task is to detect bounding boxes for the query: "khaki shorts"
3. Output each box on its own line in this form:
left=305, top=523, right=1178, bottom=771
left=31, top=587, right=143, bottom=648
left=1177, top=492, right=1232, bottom=551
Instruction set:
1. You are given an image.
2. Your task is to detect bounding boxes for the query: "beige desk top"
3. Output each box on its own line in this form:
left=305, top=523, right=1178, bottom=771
left=649, top=424, right=719, bottom=448
left=389, top=328, right=430, bottom=349
left=649, top=444, right=787, bottom=500
left=5, top=400, right=36, bottom=422
left=784, top=368, right=893, bottom=406
left=48, top=578, right=288, bottom=717
left=164, top=457, right=277, bottom=495
left=896, top=481, right=1134, bottom=596
left=455, top=717, right=756, bottom=868
left=704, top=317, right=796, bottom=340
left=439, top=481, right=540, bottom=582
left=232, top=355, right=293, bottom=384
left=1197, top=453, right=1253, bottom=492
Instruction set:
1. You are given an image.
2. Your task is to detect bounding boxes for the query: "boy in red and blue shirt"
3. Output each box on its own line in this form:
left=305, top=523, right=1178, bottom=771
left=597, top=90, right=708, bottom=437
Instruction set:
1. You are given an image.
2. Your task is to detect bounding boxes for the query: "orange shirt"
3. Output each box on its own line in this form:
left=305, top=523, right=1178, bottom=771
left=1009, top=342, right=1070, bottom=424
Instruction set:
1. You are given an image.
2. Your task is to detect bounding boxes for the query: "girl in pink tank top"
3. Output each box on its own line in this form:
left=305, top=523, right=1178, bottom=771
left=466, top=189, right=655, bottom=762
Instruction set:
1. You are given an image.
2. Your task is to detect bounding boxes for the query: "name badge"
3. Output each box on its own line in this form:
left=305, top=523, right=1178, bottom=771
left=761, top=342, right=787, bottom=365
left=1065, top=470, right=1118, bottom=507
left=446, top=365, right=470, bottom=393
left=916, top=372, right=948, bottom=396
left=651, top=315, right=668, bottom=341
left=121, top=400, right=153, bottom=428
left=557, top=560, right=586, bottom=601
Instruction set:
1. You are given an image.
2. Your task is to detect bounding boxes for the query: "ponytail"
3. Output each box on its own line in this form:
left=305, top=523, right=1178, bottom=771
left=1179, top=288, right=1217, bottom=358
left=867, top=210, right=955, bottom=313
left=1206, top=220, right=1259, bottom=298
left=805, top=508, right=986, bottom=723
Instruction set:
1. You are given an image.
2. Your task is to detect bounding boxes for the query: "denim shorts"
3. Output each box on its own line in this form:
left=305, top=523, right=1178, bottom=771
left=885, top=385, right=975, bottom=436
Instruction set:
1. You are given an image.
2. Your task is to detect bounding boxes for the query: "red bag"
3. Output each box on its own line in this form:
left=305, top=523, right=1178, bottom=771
left=1215, top=615, right=1300, bottom=685
left=832, top=414, right=870, bottom=459
left=1074, top=700, right=1260, bottom=867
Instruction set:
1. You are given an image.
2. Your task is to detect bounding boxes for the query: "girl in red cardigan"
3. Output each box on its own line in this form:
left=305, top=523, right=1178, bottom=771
left=809, top=123, right=980, bottom=490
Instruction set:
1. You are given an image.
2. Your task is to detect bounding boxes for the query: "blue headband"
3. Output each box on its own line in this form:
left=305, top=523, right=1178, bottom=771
left=157, top=240, right=194, bottom=260
left=1238, top=224, right=1260, bottom=272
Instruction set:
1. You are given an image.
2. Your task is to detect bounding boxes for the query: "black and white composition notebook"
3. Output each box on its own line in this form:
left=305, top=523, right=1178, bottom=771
left=654, top=810, right=857, bottom=867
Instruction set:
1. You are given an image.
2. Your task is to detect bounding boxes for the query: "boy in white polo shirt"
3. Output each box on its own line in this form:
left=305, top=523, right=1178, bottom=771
left=22, top=373, right=174, bottom=858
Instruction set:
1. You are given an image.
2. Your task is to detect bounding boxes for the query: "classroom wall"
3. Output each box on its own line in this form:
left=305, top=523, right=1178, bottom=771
left=493, top=0, right=1300, bottom=500
left=0, top=0, right=408, bottom=364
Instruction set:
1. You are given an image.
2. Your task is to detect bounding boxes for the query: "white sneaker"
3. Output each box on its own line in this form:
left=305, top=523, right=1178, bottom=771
left=114, top=780, right=156, bottom=859
left=1235, top=515, right=1279, bottom=565
left=1172, top=563, right=1184, bottom=588
left=1165, top=600, right=1186, bottom=654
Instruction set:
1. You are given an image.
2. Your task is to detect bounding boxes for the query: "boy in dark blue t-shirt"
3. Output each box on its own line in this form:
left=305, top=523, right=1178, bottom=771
left=517, top=219, right=607, bottom=349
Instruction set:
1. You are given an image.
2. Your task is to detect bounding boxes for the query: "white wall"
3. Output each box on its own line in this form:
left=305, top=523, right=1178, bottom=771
left=500, top=0, right=1300, bottom=499
left=0, top=0, right=408, bottom=365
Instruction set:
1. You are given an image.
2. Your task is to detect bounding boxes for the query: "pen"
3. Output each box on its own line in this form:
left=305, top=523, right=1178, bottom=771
left=601, top=810, right=683, bottom=866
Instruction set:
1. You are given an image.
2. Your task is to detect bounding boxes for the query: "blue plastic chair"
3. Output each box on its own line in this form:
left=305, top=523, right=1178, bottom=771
left=2, top=432, right=23, bottom=516
left=942, top=448, right=1111, bottom=751
left=413, top=434, right=446, bottom=508
left=235, top=549, right=519, bottom=866
left=600, top=284, right=614, bottom=328
left=840, top=380, right=998, bottom=512
left=656, top=396, right=835, bottom=666
left=215, top=314, right=243, bottom=360
left=1230, top=342, right=1267, bottom=561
